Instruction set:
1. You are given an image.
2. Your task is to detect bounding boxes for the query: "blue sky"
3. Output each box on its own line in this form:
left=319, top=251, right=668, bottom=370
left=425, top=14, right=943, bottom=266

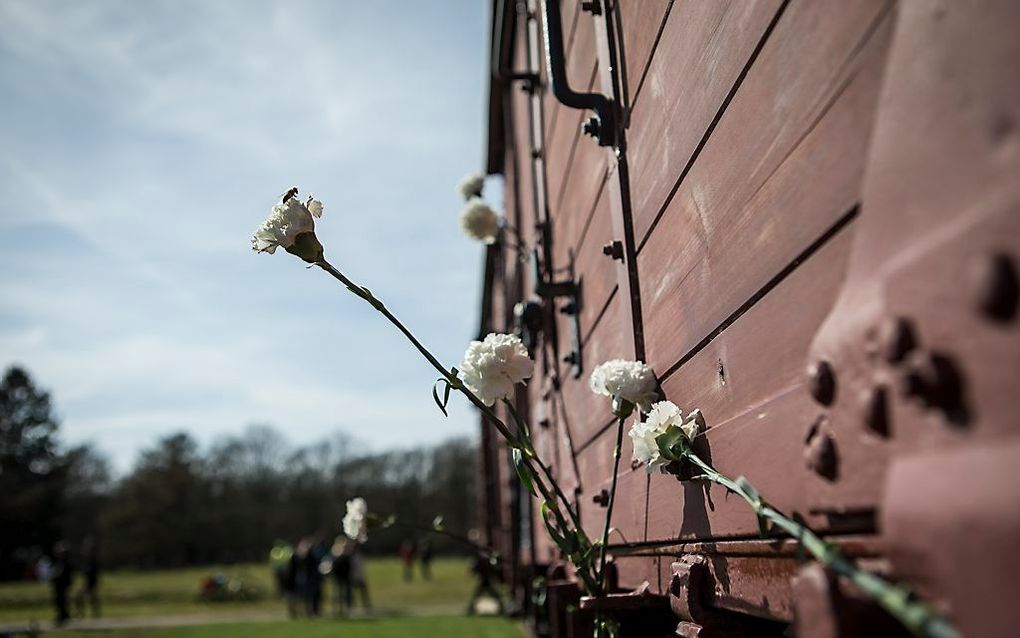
left=0, top=0, right=495, bottom=471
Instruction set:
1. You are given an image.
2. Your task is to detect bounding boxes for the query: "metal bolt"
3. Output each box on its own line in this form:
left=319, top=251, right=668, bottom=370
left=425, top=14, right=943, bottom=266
left=861, top=385, right=890, bottom=437
left=592, top=489, right=609, bottom=506
left=804, top=423, right=838, bottom=480
left=562, top=351, right=579, bottom=366
left=806, top=360, right=836, bottom=406
left=602, top=240, right=624, bottom=261
left=581, top=0, right=602, bottom=15
left=581, top=116, right=601, bottom=139
left=973, top=253, right=1018, bottom=322
left=530, top=148, right=542, bottom=159
left=878, top=317, right=917, bottom=364
left=538, top=418, right=551, bottom=429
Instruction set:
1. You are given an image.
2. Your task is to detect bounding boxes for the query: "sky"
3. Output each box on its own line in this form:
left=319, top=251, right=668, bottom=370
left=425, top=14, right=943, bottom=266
left=0, top=0, right=497, bottom=472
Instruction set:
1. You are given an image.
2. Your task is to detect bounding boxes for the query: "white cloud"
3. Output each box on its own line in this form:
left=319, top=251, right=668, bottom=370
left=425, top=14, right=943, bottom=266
left=0, top=0, right=490, bottom=471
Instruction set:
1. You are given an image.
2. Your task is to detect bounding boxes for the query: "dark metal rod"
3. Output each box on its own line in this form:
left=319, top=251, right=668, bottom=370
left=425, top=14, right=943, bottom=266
left=540, top=0, right=615, bottom=145
left=492, top=0, right=539, bottom=83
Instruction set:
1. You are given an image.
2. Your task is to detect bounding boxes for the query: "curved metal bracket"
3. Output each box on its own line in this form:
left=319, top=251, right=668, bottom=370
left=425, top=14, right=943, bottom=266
left=541, top=0, right=616, bottom=146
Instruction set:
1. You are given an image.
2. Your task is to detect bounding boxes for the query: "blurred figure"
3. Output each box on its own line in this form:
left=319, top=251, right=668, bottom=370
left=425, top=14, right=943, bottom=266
left=330, top=536, right=352, bottom=616
left=289, top=539, right=311, bottom=618
left=268, top=540, right=293, bottom=598
left=74, top=536, right=101, bottom=618
left=51, top=541, right=74, bottom=625
left=304, top=537, right=327, bottom=616
left=398, top=539, right=416, bottom=582
left=348, top=543, right=371, bottom=613
left=419, top=539, right=433, bottom=580
left=35, top=554, right=53, bottom=582
left=466, top=553, right=503, bottom=616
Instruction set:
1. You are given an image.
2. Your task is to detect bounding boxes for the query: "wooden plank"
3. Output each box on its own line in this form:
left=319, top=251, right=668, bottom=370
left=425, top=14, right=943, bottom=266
left=615, top=0, right=672, bottom=109
left=638, top=4, right=893, bottom=378
left=627, top=0, right=786, bottom=243
left=541, top=0, right=584, bottom=146
left=551, top=186, right=619, bottom=363
left=543, top=6, right=599, bottom=214
left=594, top=227, right=858, bottom=546
left=554, top=293, right=631, bottom=465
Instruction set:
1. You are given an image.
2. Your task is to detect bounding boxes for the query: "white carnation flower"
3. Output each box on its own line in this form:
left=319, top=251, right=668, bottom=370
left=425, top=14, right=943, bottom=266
left=252, top=192, right=324, bottom=260
left=457, top=172, right=486, bottom=200
left=459, top=333, right=535, bottom=406
left=460, top=198, right=501, bottom=244
left=589, top=359, right=658, bottom=416
left=629, top=401, right=701, bottom=467
left=342, top=497, right=368, bottom=543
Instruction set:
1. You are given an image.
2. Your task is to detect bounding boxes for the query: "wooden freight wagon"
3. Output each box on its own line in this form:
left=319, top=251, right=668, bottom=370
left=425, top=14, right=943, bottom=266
left=475, top=0, right=1020, bottom=636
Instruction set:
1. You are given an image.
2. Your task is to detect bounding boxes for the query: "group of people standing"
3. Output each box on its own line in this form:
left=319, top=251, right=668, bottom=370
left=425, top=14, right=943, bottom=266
left=270, top=535, right=370, bottom=618
left=398, top=538, right=433, bottom=581
left=37, top=538, right=101, bottom=625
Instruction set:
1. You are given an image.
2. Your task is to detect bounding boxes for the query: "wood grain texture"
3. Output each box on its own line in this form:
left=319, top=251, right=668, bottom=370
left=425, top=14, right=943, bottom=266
left=614, top=0, right=672, bottom=111
left=627, top=0, right=785, bottom=243
left=638, top=2, right=893, bottom=378
left=603, top=228, right=858, bottom=546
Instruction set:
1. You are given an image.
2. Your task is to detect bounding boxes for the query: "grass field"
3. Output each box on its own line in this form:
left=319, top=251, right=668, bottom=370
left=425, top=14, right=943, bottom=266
left=54, top=617, right=522, bottom=638
left=0, top=558, right=487, bottom=624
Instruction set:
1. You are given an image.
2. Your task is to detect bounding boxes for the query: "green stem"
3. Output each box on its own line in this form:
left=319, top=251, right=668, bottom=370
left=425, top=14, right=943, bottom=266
left=380, top=517, right=497, bottom=561
left=503, top=399, right=585, bottom=534
left=316, top=260, right=518, bottom=445
left=315, top=259, right=599, bottom=593
left=597, top=417, right=625, bottom=590
left=681, top=452, right=957, bottom=638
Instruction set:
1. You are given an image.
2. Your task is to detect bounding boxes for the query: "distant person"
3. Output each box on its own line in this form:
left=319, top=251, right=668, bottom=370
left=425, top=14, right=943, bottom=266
left=281, top=542, right=300, bottom=618
left=399, top=540, right=417, bottom=582
left=268, top=541, right=293, bottom=598
left=419, top=539, right=434, bottom=580
left=466, top=553, right=503, bottom=616
left=330, top=537, right=352, bottom=616
left=74, top=537, right=101, bottom=618
left=303, top=538, right=326, bottom=616
left=51, top=541, right=74, bottom=625
left=348, top=544, right=371, bottom=613
left=35, top=554, right=53, bottom=582
left=290, top=539, right=311, bottom=618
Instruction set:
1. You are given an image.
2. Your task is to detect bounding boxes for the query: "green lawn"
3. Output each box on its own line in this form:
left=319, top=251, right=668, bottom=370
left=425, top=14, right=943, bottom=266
left=0, top=558, right=480, bottom=623
left=56, top=617, right=522, bottom=638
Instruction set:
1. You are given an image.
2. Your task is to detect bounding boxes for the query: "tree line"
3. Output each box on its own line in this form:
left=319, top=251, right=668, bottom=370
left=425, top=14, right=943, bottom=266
left=0, top=365, right=478, bottom=580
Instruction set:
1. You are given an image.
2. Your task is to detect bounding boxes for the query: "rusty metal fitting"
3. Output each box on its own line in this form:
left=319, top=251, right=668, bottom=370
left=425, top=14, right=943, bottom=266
left=807, top=360, right=836, bottom=405
left=972, top=252, right=1018, bottom=322
left=602, top=240, right=624, bottom=261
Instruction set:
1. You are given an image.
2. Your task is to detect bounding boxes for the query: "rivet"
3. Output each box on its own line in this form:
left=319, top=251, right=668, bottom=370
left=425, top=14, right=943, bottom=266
left=973, top=253, right=1018, bottom=322
left=861, top=385, right=890, bottom=437
left=538, top=418, right=551, bottom=429
left=581, top=116, right=601, bottom=139
left=592, top=489, right=609, bottom=507
left=878, top=317, right=917, bottom=364
left=562, top=351, right=579, bottom=366
left=581, top=0, right=602, bottom=15
left=807, top=361, right=836, bottom=406
left=602, top=240, right=624, bottom=261
left=804, top=424, right=838, bottom=481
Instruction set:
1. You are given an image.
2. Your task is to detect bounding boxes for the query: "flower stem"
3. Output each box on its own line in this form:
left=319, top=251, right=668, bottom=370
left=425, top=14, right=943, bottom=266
left=380, top=517, right=498, bottom=561
left=503, top=399, right=585, bottom=533
left=681, top=452, right=957, bottom=638
left=597, top=417, right=625, bottom=590
left=315, top=259, right=599, bottom=593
